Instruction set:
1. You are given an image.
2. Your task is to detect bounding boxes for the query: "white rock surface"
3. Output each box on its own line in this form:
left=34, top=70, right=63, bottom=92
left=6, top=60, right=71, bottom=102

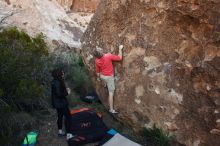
left=0, top=0, right=92, bottom=49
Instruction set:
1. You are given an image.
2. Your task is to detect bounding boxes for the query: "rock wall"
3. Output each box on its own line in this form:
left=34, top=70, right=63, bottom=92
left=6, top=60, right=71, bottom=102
left=57, top=0, right=100, bottom=12
left=81, top=0, right=220, bottom=145
left=71, top=0, right=100, bottom=12
left=57, top=0, right=73, bottom=11
left=0, top=0, right=88, bottom=49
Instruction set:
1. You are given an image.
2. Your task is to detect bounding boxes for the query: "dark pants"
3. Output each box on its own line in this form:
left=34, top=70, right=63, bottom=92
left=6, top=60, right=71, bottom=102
left=56, top=107, right=71, bottom=133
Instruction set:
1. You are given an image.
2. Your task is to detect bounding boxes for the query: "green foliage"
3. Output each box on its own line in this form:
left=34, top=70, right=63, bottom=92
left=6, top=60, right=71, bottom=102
left=143, top=125, right=174, bottom=146
left=78, top=56, right=85, bottom=67
left=15, top=79, right=44, bottom=99
left=0, top=27, right=93, bottom=145
left=0, top=88, right=4, bottom=97
left=0, top=27, right=49, bottom=145
left=0, top=27, right=49, bottom=101
left=52, top=52, right=93, bottom=95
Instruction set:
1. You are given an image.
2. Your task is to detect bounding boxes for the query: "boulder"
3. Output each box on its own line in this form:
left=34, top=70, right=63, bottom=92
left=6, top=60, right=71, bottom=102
left=57, top=0, right=100, bottom=12
left=81, top=0, right=220, bottom=145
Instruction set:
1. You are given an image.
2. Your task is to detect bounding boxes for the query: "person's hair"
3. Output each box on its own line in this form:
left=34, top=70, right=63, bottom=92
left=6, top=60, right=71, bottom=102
left=52, top=68, right=67, bottom=92
left=93, top=48, right=103, bottom=58
left=52, top=68, right=64, bottom=80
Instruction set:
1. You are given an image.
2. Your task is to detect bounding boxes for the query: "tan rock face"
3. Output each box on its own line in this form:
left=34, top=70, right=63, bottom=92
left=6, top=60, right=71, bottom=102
left=57, top=0, right=100, bottom=12
left=81, top=0, right=220, bottom=145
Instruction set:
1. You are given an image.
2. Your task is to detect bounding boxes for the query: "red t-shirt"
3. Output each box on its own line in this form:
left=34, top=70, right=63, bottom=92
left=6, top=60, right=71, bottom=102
left=95, top=53, right=122, bottom=76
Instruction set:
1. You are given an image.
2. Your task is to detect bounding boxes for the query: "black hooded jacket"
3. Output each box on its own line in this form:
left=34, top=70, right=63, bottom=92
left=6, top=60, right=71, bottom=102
left=51, top=79, right=68, bottom=109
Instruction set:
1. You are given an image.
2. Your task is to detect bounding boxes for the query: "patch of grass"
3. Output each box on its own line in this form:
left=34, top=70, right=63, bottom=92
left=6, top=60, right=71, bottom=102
left=143, top=125, right=174, bottom=146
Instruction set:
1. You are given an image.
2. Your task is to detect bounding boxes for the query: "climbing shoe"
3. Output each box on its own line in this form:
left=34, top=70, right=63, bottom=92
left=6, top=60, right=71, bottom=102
left=109, top=109, right=118, bottom=114
left=58, top=130, right=66, bottom=137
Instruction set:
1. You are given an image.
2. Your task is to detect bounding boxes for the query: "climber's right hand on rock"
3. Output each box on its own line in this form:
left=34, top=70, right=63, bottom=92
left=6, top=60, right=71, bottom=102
left=119, top=45, right=124, bottom=50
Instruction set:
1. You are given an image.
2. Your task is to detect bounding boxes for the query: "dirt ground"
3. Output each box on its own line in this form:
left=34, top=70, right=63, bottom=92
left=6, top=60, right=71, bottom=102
left=37, top=109, right=69, bottom=146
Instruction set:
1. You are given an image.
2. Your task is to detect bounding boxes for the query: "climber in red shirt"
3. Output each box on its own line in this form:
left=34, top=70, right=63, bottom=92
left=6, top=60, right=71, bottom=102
left=94, top=45, right=124, bottom=114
